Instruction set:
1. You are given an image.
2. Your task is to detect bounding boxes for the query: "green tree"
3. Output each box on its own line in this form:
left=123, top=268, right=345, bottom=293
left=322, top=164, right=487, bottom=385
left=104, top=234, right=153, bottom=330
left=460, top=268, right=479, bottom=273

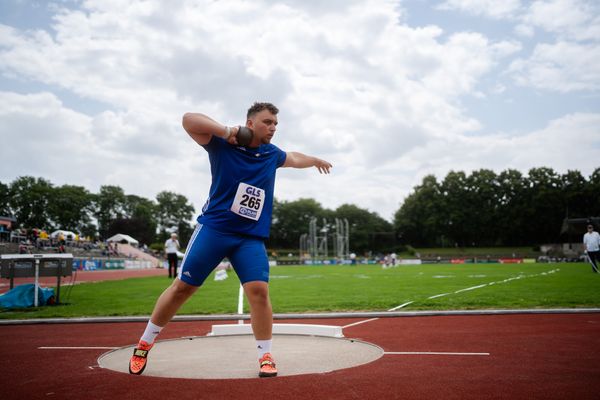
left=463, top=169, right=499, bottom=246
left=394, top=167, right=596, bottom=248
left=108, top=217, right=155, bottom=246
left=496, top=169, right=528, bottom=245
left=8, top=176, right=53, bottom=228
left=439, top=171, right=471, bottom=246
left=124, top=195, right=157, bottom=221
left=106, top=195, right=158, bottom=245
left=585, top=168, right=600, bottom=217
left=525, top=167, right=563, bottom=244
left=394, top=175, right=442, bottom=247
left=335, top=204, right=394, bottom=253
left=47, top=185, right=94, bottom=232
left=561, top=170, right=588, bottom=218
left=155, top=191, right=195, bottom=244
left=0, top=180, right=10, bottom=216
left=94, top=185, right=127, bottom=239
left=269, top=198, right=326, bottom=249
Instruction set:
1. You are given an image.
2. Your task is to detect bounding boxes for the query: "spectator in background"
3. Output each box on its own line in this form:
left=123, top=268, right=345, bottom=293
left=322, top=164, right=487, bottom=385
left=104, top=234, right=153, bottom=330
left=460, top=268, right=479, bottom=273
left=164, top=233, right=180, bottom=279
left=58, top=232, right=65, bottom=246
left=583, top=224, right=600, bottom=273
left=39, top=230, right=49, bottom=246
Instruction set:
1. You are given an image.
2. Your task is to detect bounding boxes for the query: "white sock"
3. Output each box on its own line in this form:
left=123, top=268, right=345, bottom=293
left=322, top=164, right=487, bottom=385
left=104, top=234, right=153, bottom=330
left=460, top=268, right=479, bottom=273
left=256, top=339, right=272, bottom=358
left=140, top=321, right=163, bottom=344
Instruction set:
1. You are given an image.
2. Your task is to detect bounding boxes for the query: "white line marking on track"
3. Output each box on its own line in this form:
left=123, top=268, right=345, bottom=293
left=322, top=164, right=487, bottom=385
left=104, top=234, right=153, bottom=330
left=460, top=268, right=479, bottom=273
left=343, top=318, right=380, bottom=329
left=38, top=346, right=117, bottom=350
left=384, top=352, right=490, bottom=356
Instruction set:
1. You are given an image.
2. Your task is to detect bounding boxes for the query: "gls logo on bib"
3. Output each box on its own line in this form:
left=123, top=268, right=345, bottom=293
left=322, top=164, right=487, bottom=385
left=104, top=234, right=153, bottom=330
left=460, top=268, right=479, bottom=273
left=230, top=182, right=265, bottom=221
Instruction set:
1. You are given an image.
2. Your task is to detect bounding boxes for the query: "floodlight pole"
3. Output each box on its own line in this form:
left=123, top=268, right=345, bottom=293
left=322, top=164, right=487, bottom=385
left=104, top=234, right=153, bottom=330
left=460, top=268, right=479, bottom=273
left=309, top=217, right=318, bottom=261
left=345, top=218, right=350, bottom=259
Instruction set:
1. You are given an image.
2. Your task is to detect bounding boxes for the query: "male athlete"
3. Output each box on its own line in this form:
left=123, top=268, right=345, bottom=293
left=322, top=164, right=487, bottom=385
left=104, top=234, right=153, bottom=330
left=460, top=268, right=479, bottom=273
left=129, top=102, right=332, bottom=377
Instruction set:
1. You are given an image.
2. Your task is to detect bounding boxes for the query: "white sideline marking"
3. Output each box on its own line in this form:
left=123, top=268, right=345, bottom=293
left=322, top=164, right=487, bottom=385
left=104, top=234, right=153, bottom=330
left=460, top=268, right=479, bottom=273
left=39, top=346, right=117, bottom=350
left=387, top=268, right=560, bottom=312
left=388, top=301, right=414, bottom=311
left=428, top=293, right=450, bottom=299
left=384, top=351, right=490, bottom=356
left=343, top=318, right=379, bottom=329
left=454, top=284, right=488, bottom=293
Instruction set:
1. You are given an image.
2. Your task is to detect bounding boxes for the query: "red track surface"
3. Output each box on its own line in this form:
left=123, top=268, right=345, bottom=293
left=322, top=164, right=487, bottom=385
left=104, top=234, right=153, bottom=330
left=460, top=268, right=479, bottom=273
left=1, top=313, right=599, bottom=399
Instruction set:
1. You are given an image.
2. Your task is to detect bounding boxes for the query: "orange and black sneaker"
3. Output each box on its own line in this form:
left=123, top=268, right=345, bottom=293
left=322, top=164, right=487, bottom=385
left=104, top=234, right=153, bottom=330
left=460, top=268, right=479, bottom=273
left=258, top=352, right=278, bottom=378
left=129, top=340, right=153, bottom=375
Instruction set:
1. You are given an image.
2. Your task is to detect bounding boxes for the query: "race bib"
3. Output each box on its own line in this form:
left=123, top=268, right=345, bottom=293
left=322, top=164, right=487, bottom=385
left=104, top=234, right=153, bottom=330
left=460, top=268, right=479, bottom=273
left=230, top=182, right=265, bottom=221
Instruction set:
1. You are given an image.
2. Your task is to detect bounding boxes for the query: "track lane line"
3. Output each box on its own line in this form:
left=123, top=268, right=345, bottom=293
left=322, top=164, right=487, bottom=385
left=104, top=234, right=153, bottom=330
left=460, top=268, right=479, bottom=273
left=38, top=346, right=118, bottom=350
left=384, top=351, right=490, bottom=356
left=343, top=318, right=380, bottom=329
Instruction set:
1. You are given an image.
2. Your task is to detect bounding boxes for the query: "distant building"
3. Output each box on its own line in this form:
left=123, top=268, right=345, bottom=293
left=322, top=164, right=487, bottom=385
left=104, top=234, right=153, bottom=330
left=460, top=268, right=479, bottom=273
left=0, top=216, right=16, bottom=242
left=0, top=216, right=16, bottom=230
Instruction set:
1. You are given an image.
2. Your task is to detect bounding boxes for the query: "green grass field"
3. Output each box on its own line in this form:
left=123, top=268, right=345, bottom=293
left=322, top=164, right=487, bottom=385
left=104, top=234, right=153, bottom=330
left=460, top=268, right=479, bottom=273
left=1, top=262, right=599, bottom=319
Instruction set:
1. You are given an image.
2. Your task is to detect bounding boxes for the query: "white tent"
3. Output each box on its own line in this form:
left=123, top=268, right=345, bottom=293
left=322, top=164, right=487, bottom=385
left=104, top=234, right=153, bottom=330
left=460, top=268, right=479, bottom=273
left=50, top=230, right=77, bottom=240
left=106, top=233, right=139, bottom=245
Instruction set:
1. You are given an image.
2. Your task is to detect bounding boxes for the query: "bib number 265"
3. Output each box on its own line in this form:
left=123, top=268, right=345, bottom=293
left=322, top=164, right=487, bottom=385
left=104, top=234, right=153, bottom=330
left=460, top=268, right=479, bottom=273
left=231, top=182, right=265, bottom=221
left=240, top=194, right=261, bottom=210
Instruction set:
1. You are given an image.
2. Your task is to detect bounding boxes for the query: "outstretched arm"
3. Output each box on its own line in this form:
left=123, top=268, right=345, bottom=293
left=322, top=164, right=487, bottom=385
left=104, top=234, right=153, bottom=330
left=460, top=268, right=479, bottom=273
left=283, top=152, right=332, bottom=174
left=182, top=113, right=242, bottom=146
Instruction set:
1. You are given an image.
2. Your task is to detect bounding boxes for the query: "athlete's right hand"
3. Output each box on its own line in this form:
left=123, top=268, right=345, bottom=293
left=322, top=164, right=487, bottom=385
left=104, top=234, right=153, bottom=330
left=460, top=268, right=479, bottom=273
left=226, top=126, right=240, bottom=145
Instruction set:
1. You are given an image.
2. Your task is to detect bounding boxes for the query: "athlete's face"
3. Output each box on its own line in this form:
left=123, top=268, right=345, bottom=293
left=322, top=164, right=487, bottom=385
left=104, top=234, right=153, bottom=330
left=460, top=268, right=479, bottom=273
left=247, top=109, right=278, bottom=145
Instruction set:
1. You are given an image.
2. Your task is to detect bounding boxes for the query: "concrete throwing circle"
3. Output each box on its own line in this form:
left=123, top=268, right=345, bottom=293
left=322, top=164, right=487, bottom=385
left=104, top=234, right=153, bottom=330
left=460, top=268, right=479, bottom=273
left=98, top=334, right=383, bottom=379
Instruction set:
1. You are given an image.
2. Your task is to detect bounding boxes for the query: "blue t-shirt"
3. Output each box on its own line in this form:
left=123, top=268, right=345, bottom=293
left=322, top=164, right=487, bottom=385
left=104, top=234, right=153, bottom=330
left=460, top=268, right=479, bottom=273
left=197, top=136, right=287, bottom=238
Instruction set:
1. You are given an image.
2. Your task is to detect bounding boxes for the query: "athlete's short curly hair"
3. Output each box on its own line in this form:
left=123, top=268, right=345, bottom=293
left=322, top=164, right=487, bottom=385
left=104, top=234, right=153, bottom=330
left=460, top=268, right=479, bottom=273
left=247, top=102, right=279, bottom=120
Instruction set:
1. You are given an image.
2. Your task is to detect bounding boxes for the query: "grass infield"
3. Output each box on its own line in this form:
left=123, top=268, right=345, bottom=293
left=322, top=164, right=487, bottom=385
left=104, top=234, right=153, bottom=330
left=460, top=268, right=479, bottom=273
left=1, top=262, right=599, bottom=319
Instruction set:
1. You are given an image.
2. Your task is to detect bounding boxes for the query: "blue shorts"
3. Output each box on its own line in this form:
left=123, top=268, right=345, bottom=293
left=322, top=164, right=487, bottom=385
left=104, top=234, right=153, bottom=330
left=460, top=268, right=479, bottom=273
left=178, top=224, right=270, bottom=286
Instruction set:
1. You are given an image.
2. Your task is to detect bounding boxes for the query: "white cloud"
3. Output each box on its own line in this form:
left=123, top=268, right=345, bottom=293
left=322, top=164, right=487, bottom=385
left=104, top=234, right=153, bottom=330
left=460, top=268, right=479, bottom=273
left=508, top=41, right=600, bottom=92
left=0, top=91, right=97, bottom=187
left=420, top=32, right=521, bottom=96
left=0, top=90, right=213, bottom=209
left=0, top=0, right=597, bottom=221
left=505, top=113, right=600, bottom=172
left=523, top=0, right=600, bottom=41
left=437, top=0, right=523, bottom=19
left=490, top=1, right=600, bottom=92
left=514, top=23, right=535, bottom=37
left=385, top=112, right=600, bottom=195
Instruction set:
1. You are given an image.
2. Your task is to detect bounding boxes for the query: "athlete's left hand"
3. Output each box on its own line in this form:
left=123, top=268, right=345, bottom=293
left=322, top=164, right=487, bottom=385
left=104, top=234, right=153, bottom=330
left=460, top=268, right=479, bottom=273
left=314, top=158, right=332, bottom=174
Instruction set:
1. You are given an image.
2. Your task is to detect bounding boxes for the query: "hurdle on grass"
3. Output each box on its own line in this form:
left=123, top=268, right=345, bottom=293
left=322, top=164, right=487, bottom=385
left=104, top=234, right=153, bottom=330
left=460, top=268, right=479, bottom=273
left=0, top=253, right=73, bottom=306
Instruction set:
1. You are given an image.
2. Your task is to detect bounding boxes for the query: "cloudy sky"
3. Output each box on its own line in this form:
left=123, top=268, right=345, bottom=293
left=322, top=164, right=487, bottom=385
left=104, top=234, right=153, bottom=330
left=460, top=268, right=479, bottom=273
left=1, top=0, right=599, bottom=222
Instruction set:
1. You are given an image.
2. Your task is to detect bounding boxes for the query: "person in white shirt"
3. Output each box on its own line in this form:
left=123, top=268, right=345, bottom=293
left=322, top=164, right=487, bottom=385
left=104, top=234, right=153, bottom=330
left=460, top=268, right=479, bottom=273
left=164, top=233, right=180, bottom=278
left=583, top=224, right=600, bottom=273
left=390, top=252, right=397, bottom=267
